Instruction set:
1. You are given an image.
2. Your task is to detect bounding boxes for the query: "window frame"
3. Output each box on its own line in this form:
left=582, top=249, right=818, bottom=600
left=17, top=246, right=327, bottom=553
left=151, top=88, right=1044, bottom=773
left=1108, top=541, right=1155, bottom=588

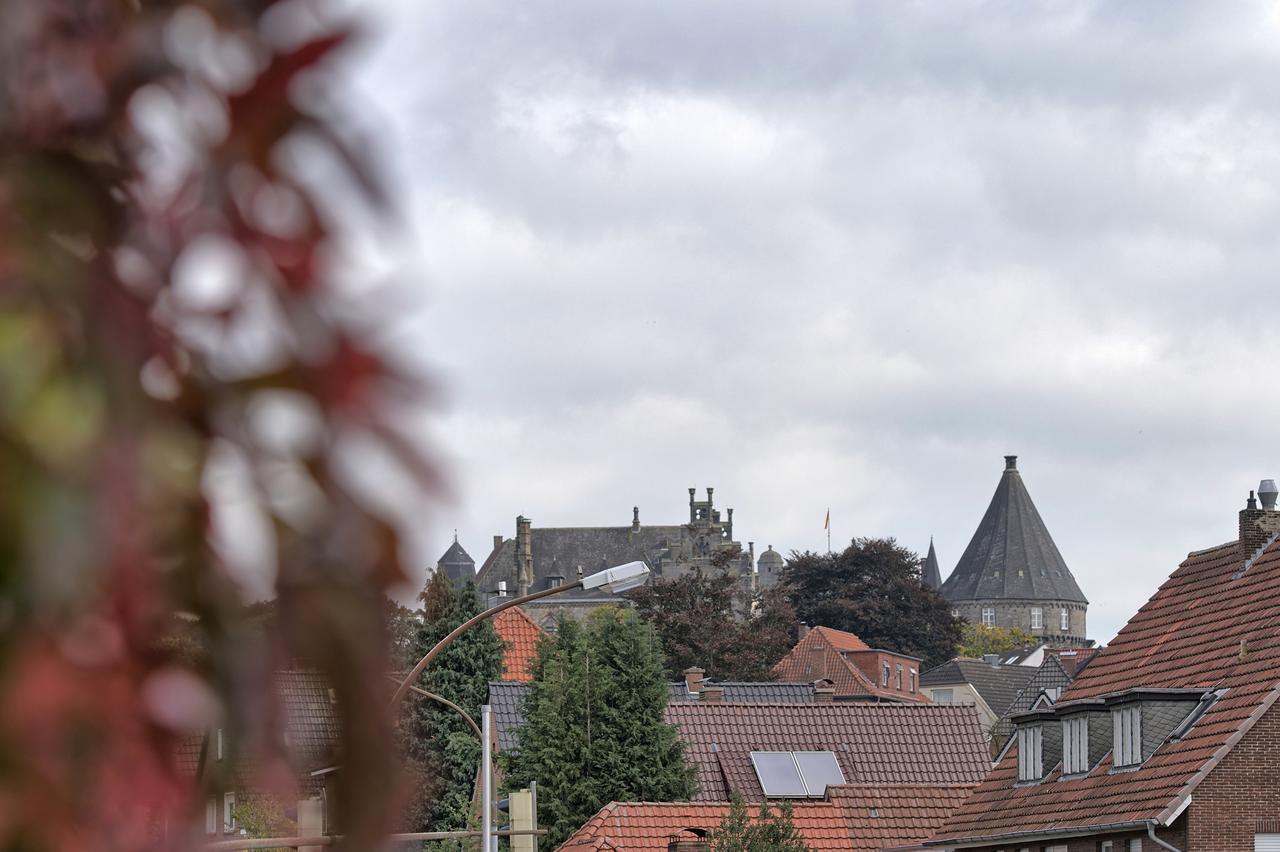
left=1061, top=715, right=1089, bottom=775
left=1016, top=724, right=1043, bottom=781
left=223, top=792, right=236, bottom=833
left=1030, top=607, right=1044, bottom=630
left=1112, top=705, right=1143, bottom=768
left=1060, top=608, right=1070, bottom=632
left=982, top=607, right=995, bottom=626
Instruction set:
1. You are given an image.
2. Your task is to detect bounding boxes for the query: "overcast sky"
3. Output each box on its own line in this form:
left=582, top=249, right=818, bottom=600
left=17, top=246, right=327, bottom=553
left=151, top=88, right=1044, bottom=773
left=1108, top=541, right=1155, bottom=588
left=339, top=0, right=1280, bottom=644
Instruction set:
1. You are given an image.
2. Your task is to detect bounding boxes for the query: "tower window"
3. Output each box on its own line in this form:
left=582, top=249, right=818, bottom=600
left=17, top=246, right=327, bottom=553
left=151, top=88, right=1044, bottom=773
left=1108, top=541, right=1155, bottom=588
left=982, top=607, right=995, bottom=626
left=1061, top=608, right=1070, bottom=631
left=1030, top=607, right=1044, bottom=630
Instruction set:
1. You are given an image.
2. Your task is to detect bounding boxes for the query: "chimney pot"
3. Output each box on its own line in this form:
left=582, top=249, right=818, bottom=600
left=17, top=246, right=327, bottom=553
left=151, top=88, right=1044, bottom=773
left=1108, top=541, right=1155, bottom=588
left=1260, top=480, right=1279, bottom=512
left=700, top=685, right=724, bottom=704
left=1005, top=455, right=1018, bottom=471
left=633, top=506, right=641, bottom=531
left=683, top=667, right=705, bottom=694
left=797, top=623, right=811, bottom=641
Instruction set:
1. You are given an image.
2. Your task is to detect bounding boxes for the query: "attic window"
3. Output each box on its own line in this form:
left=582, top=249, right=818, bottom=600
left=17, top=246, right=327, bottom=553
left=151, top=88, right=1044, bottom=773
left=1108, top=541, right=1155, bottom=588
left=1062, top=716, right=1089, bottom=774
left=1016, top=725, right=1043, bottom=781
left=750, top=751, right=845, bottom=798
left=1113, top=705, right=1143, bottom=768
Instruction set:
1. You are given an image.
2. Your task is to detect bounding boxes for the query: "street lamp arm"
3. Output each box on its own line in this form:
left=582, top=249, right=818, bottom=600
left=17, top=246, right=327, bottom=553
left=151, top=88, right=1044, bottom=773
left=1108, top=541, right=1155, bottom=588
left=384, top=675, right=483, bottom=742
left=390, top=580, right=583, bottom=708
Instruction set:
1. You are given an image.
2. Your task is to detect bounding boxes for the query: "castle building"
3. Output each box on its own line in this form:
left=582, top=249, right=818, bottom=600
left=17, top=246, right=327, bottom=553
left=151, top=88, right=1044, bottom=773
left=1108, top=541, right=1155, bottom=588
left=938, top=455, right=1088, bottom=644
left=475, top=487, right=766, bottom=622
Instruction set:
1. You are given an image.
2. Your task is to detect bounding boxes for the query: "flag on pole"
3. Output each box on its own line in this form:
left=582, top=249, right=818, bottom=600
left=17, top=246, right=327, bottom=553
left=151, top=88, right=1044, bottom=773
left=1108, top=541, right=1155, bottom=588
left=824, top=508, right=830, bottom=530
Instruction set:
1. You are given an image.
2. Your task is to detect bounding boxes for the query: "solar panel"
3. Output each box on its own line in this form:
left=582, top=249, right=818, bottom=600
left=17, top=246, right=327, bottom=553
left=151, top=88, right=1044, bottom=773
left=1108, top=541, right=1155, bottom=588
left=749, top=752, right=807, bottom=797
left=794, top=751, right=844, bottom=796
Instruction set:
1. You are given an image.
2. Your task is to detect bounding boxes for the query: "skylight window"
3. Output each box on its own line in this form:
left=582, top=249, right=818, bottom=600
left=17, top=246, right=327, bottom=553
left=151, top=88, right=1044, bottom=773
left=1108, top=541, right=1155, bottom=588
left=750, top=751, right=845, bottom=798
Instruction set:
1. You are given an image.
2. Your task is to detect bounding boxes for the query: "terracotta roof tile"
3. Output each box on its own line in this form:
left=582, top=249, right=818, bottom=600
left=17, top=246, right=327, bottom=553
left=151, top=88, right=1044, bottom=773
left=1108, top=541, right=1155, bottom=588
left=559, top=785, right=976, bottom=852
left=493, top=606, right=544, bottom=683
left=773, top=628, right=930, bottom=703
left=931, top=537, right=1280, bottom=844
left=664, top=702, right=989, bottom=802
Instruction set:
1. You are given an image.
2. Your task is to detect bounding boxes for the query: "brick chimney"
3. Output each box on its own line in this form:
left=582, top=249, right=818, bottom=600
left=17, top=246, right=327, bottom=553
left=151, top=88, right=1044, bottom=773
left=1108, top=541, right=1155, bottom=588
left=700, top=685, right=724, bottom=704
left=683, top=667, right=705, bottom=694
left=668, top=831, right=710, bottom=852
left=797, top=623, right=810, bottom=642
left=493, top=534, right=503, bottom=552
left=814, top=683, right=836, bottom=703
left=516, top=516, right=534, bottom=597
left=1239, top=483, right=1280, bottom=558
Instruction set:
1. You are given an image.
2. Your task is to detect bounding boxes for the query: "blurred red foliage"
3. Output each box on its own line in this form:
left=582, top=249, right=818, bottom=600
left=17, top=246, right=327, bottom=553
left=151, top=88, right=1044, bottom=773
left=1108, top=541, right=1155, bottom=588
left=0, top=2, right=433, bottom=849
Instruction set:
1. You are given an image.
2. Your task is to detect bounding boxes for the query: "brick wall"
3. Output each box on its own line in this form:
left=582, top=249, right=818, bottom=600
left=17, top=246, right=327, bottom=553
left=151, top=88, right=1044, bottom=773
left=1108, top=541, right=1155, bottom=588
left=1187, top=699, right=1280, bottom=851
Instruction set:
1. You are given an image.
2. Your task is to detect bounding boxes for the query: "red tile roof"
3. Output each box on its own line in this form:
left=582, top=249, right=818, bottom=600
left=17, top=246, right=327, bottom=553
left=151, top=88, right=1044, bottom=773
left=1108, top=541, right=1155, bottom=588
left=493, top=606, right=544, bottom=683
left=932, top=537, right=1280, bottom=845
left=559, top=785, right=976, bottom=852
left=772, top=627, right=930, bottom=703
left=664, top=702, right=989, bottom=802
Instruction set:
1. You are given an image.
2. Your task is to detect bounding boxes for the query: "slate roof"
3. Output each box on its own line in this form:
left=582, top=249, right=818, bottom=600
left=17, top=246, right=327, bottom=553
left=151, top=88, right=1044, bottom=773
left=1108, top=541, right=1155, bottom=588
left=664, top=702, right=990, bottom=802
left=989, top=656, right=1074, bottom=742
left=493, top=606, right=544, bottom=683
left=438, top=537, right=476, bottom=585
left=276, top=670, right=342, bottom=775
left=919, top=659, right=1038, bottom=718
left=488, top=680, right=815, bottom=754
left=930, top=535, right=1280, bottom=845
left=477, top=525, right=685, bottom=601
left=939, top=456, right=1087, bottom=604
left=923, top=539, right=942, bottom=590
left=558, top=785, right=976, bottom=852
left=774, top=627, right=931, bottom=703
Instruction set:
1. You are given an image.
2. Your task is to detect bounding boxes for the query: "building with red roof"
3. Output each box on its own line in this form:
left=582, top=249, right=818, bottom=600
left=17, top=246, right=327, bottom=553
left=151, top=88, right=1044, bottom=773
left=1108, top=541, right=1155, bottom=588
left=558, top=784, right=977, bottom=851
left=492, top=606, right=544, bottom=683
left=927, top=481, right=1280, bottom=850
left=664, top=701, right=989, bottom=802
left=772, top=625, right=930, bottom=703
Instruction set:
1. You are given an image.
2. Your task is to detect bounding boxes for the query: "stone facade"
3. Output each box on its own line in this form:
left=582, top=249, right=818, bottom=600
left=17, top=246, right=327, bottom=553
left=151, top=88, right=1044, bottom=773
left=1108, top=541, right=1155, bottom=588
left=950, top=599, right=1087, bottom=646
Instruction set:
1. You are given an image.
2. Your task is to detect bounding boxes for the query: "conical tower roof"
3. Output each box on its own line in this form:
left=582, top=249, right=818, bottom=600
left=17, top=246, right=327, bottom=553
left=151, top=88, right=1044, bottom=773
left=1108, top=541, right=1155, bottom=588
left=922, top=538, right=942, bottom=590
left=438, top=533, right=476, bottom=585
left=939, top=456, right=1087, bottom=604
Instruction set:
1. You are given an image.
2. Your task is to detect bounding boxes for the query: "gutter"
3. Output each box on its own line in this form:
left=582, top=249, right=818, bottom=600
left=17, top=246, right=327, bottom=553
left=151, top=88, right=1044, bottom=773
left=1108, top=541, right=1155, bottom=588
left=1147, top=822, right=1183, bottom=852
left=925, top=821, right=1151, bottom=848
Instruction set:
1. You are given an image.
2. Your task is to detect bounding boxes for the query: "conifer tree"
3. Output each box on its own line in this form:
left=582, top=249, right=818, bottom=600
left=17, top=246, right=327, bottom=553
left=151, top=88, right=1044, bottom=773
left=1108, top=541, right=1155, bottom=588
left=404, top=572, right=504, bottom=840
left=507, top=607, right=695, bottom=847
left=710, top=796, right=810, bottom=852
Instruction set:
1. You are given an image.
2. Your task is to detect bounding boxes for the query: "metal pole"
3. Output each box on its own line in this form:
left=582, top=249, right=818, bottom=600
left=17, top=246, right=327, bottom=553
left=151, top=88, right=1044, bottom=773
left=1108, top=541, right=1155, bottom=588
left=482, top=704, right=493, bottom=852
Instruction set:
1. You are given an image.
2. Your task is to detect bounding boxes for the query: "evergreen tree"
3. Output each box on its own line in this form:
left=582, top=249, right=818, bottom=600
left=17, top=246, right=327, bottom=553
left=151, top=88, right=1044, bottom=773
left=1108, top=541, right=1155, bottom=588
left=403, top=572, right=505, bottom=840
left=507, top=607, right=694, bottom=848
left=786, top=538, right=963, bottom=668
left=709, top=795, right=810, bottom=852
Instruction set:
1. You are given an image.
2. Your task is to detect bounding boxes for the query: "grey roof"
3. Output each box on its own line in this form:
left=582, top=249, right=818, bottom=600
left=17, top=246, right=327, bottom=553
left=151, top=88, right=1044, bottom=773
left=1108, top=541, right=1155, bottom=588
left=488, top=680, right=815, bottom=754
left=922, top=539, right=942, bottom=590
left=758, top=546, right=785, bottom=569
left=919, top=658, right=1038, bottom=718
left=438, top=537, right=476, bottom=585
left=990, top=656, right=1074, bottom=741
left=939, top=456, right=1087, bottom=604
left=477, top=525, right=685, bottom=599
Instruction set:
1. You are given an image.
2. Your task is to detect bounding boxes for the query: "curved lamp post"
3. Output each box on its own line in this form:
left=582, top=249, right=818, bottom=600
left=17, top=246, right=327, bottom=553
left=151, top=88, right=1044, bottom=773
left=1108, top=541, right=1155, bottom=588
left=389, top=560, right=650, bottom=708
left=390, top=560, right=649, bottom=852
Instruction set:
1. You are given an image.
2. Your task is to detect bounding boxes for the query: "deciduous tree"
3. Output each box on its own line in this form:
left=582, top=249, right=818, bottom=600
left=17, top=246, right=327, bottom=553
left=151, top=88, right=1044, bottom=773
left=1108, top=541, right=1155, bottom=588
left=786, top=538, right=962, bottom=668
left=956, top=623, right=1039, bottom=659
left=709, top=796, right=810, bottom=852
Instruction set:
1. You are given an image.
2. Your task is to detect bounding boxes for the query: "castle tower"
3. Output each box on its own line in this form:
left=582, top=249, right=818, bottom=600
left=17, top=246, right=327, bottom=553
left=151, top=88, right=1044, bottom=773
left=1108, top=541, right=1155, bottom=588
left=939, top=455, right=1088, bottom=644
left=437, top=532, right=476, bottom=587
left=921, top=538, right=942, bottom=590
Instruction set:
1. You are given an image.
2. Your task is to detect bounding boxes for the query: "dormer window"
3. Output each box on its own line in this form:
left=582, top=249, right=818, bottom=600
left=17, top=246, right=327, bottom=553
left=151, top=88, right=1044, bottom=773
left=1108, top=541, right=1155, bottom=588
left=1061, top=716, right=1089, bottom=774
left=881, top=663, right=890, bottom=687
left=1016, top=725, right=1043, bottom=781
left=1113, top=705, right=1143, bottom=767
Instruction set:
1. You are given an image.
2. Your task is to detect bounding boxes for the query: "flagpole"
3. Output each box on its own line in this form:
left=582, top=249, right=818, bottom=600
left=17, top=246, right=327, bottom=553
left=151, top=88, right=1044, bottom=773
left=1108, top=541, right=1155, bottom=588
left=825, top=507, right=831, bottom=554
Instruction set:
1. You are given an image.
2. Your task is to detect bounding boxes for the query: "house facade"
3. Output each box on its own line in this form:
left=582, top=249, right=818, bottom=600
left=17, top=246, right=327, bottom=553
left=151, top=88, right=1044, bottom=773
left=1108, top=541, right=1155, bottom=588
left=772, top=625, right=930, bottom=703
left=927, top=481, right=1280, bottom=851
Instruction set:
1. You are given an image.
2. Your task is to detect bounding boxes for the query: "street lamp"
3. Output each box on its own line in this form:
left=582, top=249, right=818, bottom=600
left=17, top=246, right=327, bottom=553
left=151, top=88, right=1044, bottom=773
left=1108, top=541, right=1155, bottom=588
left=389, top=560, right=650, bottom=708
left=390, top=560, right=650, bottom=852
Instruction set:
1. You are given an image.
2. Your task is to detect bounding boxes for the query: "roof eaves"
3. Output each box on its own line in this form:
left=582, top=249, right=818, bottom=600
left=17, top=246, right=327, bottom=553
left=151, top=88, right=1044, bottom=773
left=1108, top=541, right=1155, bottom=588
left=926, top=820, right=1152, bottom=848
left=1156, top=681, right=1280, bottom=825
